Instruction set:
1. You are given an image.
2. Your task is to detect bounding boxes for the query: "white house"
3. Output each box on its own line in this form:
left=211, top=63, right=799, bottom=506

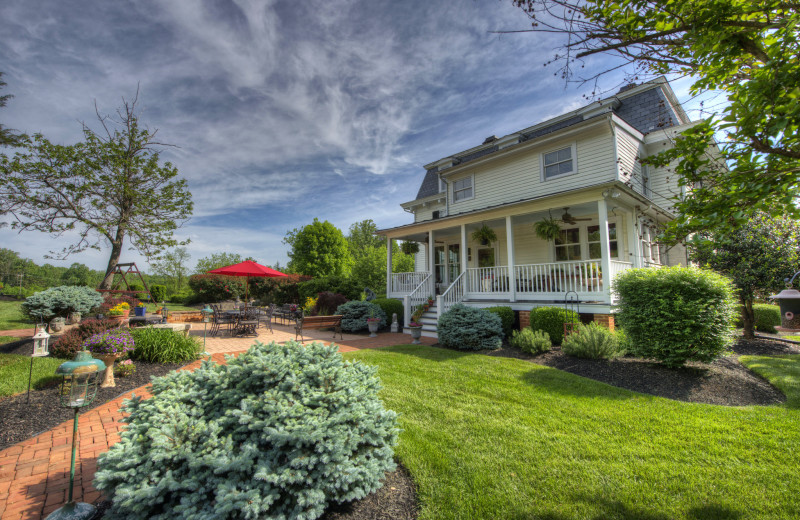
left=378, top=77, right=695, bottom=337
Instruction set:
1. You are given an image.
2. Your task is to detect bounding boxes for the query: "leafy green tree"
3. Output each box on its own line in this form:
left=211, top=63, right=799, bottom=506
left=512, top=0, right=800, bottom=240
left=0, top=93, right=193, bottom=289
left=347, top=219, right=384, bottom=254
left=0, top=72, right=23, bottom=147
left=346, top=219, right=416, bottom=293
left=285, top=218, right=352, bottom=277
left=151, top=247, right=191, bottom=292
left=690, top=212, right=800, bottom=338
left=61, top=262, right=101, bottom=287
left=193, top=252, right=254, bottom=274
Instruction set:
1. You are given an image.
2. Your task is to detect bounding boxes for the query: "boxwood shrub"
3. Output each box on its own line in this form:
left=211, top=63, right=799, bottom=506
left=372, top=298, right=403, bottom=328
left=753, top=303, right=780, bottom=333
left=529, top=306, right=580, bottom=345
left=336, top=301, right=387, bottom=332
left=94, top=341, right=398, bottom=520
left=149, top=285, right=167, bottom=303
left=614, top=266, right=737, bottom=367
left=438, top=304, right=503, bottom=350
left=484, top=306, right=514, bottom=338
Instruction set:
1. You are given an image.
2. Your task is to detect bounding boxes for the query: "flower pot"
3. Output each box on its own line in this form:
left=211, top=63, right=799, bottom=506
left=134, top=306, right=147, bottom=317
left=367, top=320, right=379, bottom=338
left=121, top=309, right=130, bottom=318
left=94, top=353, right=121, bottom=388
left=66, top=312, right=81, bottom=325
left=108, top=315, right=126, bottom=327
left=408, top=325, right=423, bottom=345
left=49, top=318, right=65, bottom=333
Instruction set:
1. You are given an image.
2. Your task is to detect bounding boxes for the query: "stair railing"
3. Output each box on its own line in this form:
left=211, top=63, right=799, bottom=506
left=437, top=271, right=466, bottom=321
left=404, top=273, right=433, bottom=327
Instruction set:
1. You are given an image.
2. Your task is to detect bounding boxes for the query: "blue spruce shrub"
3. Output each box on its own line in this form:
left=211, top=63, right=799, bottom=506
left=438, top=304, right=503, bottom=350
left=94, top=341, right=399, bottom=520
left=22, top=285, right=104, bottom=321
left=335, top=300, right=387, bottom=332
left=484, top=306, right=514, bottom=338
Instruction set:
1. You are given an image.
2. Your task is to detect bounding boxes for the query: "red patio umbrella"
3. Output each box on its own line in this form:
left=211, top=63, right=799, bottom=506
left=207, top=260, right=288, bottom=309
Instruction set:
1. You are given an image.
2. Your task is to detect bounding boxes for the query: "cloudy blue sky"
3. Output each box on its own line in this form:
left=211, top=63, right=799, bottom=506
left=0, top=0, right=704, bottom=273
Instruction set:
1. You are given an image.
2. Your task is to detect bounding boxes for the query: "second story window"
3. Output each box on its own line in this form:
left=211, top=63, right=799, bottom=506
left=439, top=177, right=446, bottom=193
left=542, top=145, right=575, bottom=180
left=453, top=176, right=474, bottom=202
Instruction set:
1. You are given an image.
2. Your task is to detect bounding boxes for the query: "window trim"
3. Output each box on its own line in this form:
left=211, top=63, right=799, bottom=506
left=551, top=218, right=620, bottom=262
left=540, top=142, right=578, bottom=181
left=452, top=174, right=475, bottom=203
left=439, top=177, right=447, bottom=193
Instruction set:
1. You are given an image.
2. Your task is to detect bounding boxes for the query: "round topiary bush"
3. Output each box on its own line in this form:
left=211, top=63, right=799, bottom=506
left=94, top=341, right=399, bottom=520
left=335, top=301, right=387, bottom=332
left=614, top=266, right=738, bottom=367
left=529, top=306, right=580, bottom=345
left=438, top=304, right=503, bottom=350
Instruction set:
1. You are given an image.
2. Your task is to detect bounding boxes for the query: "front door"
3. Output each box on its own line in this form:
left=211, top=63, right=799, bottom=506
left=477, top=247, right=495, bottom=268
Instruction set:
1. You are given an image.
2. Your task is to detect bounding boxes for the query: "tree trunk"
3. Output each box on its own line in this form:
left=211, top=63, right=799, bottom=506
left=741, top=298, right=756, bottom=339
left=99, top=238, right=124, bottom=290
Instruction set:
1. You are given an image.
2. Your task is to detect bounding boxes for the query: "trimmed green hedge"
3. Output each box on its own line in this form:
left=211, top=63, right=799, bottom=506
left=753, top=303, right=780, bottom=333
left=485, top=306, right=514, bottom=338
left=529, top=306, right=580, bottom=345
left=614, top=266, right=737, bottom=367
left=373, top=298, right=403, bottom=328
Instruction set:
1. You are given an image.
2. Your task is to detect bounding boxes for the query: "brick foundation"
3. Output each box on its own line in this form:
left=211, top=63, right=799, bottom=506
left=592, top=313, right=615, bottom=331
left=519, top=310, right=530, bottom=329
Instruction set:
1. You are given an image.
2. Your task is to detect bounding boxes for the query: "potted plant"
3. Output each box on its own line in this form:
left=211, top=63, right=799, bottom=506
left=83, top=328, right=135, bottom=388
left=114, top=359, right=136, bottom=378
left=367, top=310, right=381, bottom=338
left=407, top=305, right=425, bottom=344
left=533, top=216, right=561, bottom=241
left=400, top=241, right=420, bottom=255
left=134, top=303, right=147, bottom=317
left=107, top=304, right=127, bottom=325
left=471, top=224, right=498, bottom=246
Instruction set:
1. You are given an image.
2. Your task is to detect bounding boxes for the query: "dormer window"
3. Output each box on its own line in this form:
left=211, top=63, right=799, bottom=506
left=439, top=177, right=446, bottom=193
left=453, top=176, right=474, bottom=202
left=542, top=144, right=576, bottom=180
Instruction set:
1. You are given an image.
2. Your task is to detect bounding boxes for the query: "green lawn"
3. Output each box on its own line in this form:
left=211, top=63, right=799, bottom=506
left=144, top=302, right=197, bottom=312
left=0, top=336, right=19, bottom=345
left=741, top=355, right=800, bottom=408
left=0, top=300, right=31, bottom=331
left=343, top=345, right=800, bottom=520
left=0, top=354, right=69, bottom=397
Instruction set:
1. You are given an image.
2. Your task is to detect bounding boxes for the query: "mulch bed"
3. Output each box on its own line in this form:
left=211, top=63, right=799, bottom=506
left=0, top=339, right=185, bottom=452
left=485, top=336, right=798, bottom=406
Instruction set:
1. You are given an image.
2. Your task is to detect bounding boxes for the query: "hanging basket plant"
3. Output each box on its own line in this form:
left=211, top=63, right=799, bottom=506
left=534, top=217, right=562, bottom=241
left=471, top=224, right=498, bottom=246
left=400, top=241, right=420, bottom=255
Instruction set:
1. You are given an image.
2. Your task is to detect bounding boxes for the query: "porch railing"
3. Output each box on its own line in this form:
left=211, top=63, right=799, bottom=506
left=466, top=266, right=511, bottom=294
left=391, top=272, right=427, bottom=295
left=438, top=271, right=466, bottom=320
left=404, top=273, right=434, bottom=327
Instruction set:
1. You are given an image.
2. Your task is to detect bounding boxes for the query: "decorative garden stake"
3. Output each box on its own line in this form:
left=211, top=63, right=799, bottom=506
left=771, top=270, right=800, bottom=335
left=27, top=325, right=50, bottom=404
left=201, top=304, right=213, bottom=356
left=46, top=352, right=105, bottom=520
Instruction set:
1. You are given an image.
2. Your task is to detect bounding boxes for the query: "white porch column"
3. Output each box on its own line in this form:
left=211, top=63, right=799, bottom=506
left=598, top=199, right=613, bottom=299
left=460, top=224, right=468, bottom=291
left=506, top=216, right=516, bottom=302
left=386, top=237, right=393, bottom=294
left=428, top=230, right=435, bottom=280
left=627, top=211, right=642, bottom=268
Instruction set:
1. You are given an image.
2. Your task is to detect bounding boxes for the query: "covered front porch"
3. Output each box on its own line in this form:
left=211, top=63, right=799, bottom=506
left=382, top=188, right=664, bottom=325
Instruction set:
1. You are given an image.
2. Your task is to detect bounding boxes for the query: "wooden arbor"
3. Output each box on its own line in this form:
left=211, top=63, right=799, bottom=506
left=98, top=262, right=153, bottom=302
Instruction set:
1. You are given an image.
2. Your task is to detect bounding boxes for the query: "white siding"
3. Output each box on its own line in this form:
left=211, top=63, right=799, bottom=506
left=616, top=127, right=644, bottom=190
left=643, top=142, right=681, bottom=211
left=413, top=201, right=445, bottom=223
left=444, top=125, right=616, bottom=216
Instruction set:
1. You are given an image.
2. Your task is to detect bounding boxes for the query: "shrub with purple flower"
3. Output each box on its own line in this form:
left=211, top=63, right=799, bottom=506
left=83, top=328, right=135, bottom=355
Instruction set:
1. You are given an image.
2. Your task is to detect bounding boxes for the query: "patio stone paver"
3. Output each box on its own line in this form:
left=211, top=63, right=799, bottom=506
left=0, top=330, right=435, bottom=519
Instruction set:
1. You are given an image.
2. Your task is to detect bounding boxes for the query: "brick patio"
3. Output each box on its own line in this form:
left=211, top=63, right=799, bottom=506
left=0, top=329, right=435, bottom=519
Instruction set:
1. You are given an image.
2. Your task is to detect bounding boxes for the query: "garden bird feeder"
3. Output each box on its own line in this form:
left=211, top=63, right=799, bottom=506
left=771, top=270, right=800, bottom=335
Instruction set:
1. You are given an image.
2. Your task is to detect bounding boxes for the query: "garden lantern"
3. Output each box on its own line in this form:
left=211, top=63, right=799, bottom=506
left=27, top=326, right=51, bottom=403
left=46, top=352, right=105, bottom=520
left=770, top=270, right=800, bottom=335
left=161, top=305, right=169, bottom=323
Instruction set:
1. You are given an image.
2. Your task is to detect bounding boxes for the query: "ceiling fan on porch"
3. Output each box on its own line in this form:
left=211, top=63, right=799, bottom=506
left=557, top=207, right=592, bottom=225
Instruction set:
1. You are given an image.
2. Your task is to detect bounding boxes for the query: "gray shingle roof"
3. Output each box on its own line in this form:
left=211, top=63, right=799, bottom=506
left=614, top=87, right=680, bottom=134
left=415, top=168, right=442, bottom=200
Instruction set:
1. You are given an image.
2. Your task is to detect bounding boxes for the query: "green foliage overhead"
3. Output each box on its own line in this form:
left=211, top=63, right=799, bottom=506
left=561, top=323, right=625, bottom=359
left=335, top=300, right=387, bottom=332
left=0, top=95, right=193, bottom=289
left=529, top=306, right=580, bottom=345
left=513, top=0, right=800, bottom=239
left=129, top=328, right=201, bottom=364
left=614, top=266, right=738, bottom=367
left=690, top=212, right=800, bottom=338
left=285, top=218, right=353, bottom=278
left=21, top=285, right=104, bottom=321
left=94, top=341, right=399, bottom=520
left=438, top=304, right=503, bottom=350
left=0, top=72, right=23, bottom=147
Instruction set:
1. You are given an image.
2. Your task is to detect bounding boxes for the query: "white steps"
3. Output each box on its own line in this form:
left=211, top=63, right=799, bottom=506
left=419, top=305, right=439, bottom=339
